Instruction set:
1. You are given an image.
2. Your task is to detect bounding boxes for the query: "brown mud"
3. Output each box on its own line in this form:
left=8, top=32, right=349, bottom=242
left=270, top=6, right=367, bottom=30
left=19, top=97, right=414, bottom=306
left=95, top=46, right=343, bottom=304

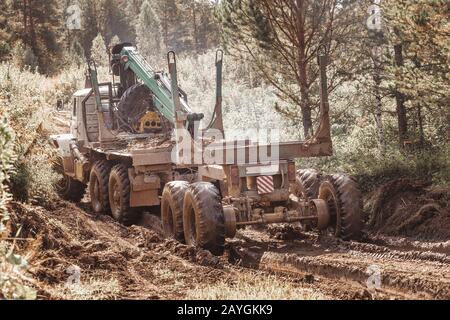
left=5, top=178, right=450, bottom=300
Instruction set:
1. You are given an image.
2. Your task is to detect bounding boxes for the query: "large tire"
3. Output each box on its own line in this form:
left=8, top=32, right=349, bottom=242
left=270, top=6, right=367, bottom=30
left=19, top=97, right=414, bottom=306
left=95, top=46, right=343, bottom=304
left=89, top=160, right=111, bottom=213
left=294, top=169, right=322, bottom=200
left=318, top=174, right=362, bottom=240
left=161, top=181, right=190, bottom=242
left=53, top=157, right=86, bottom=202
left=183, top=182, right=225, bottom=256
left=117, top=84, right=152, bottom=132
left=108, top=164, right=139, bottom=226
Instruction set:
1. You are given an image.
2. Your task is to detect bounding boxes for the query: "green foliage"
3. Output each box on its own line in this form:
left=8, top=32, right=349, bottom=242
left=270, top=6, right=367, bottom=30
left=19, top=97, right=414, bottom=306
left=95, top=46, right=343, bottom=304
left=301, top=120, right=450, bottom=193
left=0, top=63, right=59, bottom=205
left=176, top=50, right=299, bottom=141
left=0, top=116, right=14, bottom=222
left=0, top=1, right=13, bottom=61
left=0, top=116, right=36, bottom=300
left=8, top=0, right=64, bottom=74
left=0, top=243, right=37, bottom=300
left=10, top=153, right=59, bottom=207
left=382, top=0, right=450, bottom=143
left=99, top=0, right=134, bottom=45
left=109, top=35, right=121, bottom=48
left=90, top=33, right=109, bottom=67
left=80, top=0, right=101, bottom=57
left=68, top=40, right=86, bottom=68
left=216, top=0, right=365, bottom=138
left=136, top=1, right=162, bottom=59
left=11, top=41, right=39, bottom=71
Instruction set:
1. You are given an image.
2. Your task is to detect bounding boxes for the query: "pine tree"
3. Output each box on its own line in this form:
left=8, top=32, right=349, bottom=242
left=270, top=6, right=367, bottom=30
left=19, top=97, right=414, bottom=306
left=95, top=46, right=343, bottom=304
left=90, top=33, right=109, bottom=66
left=136, top=1, right=163, bottom=59
left=383, top=0, right=450, bottom=146
left=0, top=1, right=13, bottom=60
left=81, top=0, right=100, bottom=58
left=69, top=39, right=86, bottom=68
left=9, top=0, right=64, bottom=74
left=109, top=35, right=121, bottom=48
left=217, top=0, right=361, bottom=139
left=99, top=0, right=134, bottom=45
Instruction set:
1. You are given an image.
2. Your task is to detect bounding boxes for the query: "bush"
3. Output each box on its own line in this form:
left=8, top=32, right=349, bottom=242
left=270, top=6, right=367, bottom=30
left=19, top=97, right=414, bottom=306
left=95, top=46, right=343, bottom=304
left=10, top=153, right=59, bottom=207
left=0, top=63, right=59, bottom=205
left=0, top=116, right=36, bottom=300
left=301, top=120, right=450, bottom=193
left=0, top=116, right=14, bottom=223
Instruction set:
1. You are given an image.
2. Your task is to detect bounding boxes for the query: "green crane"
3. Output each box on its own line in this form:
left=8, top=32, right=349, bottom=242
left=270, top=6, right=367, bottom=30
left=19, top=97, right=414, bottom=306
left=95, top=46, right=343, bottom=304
left=110, top=43, right=205, bottom=130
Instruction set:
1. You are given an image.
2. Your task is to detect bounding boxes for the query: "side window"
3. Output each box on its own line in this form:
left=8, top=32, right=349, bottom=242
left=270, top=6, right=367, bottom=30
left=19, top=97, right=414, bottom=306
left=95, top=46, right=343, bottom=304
left=72, top=98, right=77, bottom=116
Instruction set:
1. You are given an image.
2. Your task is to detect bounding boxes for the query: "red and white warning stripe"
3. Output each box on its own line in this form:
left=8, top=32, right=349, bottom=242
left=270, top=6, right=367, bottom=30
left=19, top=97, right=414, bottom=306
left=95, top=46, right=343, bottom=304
left=257, top=176, right=275, bottom=194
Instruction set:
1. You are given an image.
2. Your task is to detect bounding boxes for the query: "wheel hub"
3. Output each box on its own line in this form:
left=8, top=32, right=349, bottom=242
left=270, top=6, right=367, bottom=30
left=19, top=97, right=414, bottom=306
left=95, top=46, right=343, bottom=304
left=318, top=181, right=341, bottom=236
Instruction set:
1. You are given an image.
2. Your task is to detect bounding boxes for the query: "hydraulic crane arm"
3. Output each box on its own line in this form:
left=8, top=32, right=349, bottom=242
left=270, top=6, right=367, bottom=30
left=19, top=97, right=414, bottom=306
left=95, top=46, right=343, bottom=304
left=112, top=45, right=203, bottom=127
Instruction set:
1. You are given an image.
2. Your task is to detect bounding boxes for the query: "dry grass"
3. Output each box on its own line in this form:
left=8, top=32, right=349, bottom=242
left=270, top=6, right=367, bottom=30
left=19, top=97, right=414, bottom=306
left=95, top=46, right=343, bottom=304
left=48, top=276, right=121, bottom=300
left=186, top=271, right=325, bottom=300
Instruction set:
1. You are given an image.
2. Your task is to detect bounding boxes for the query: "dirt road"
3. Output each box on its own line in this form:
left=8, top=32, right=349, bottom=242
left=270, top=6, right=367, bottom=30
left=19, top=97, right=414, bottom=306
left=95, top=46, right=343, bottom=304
left=7, top=178, right=450, bottom=300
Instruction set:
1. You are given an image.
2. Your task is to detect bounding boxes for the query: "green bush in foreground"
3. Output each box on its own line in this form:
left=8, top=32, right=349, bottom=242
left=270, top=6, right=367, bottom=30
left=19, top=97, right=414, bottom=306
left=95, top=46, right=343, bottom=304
left=0, top=116, right=36, bottom=300
left=301, top=121, right=450, bottom=193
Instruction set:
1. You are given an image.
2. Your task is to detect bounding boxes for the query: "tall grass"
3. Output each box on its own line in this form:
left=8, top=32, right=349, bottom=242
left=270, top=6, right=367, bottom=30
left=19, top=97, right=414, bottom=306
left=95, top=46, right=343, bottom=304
left=0, top=63, right=62, bottom=206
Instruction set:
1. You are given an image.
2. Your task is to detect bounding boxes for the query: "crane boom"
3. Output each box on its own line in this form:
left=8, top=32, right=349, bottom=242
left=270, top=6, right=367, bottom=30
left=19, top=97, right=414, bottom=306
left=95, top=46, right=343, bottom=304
left=112, top=45, right=204, bottom=127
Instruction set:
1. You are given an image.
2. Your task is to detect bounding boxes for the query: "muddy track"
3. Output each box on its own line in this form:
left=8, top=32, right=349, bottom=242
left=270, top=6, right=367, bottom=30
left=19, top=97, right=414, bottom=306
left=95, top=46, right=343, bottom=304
left=8, top=196, right=450, bottom=300
left=226, top=228, right=450, bottom=300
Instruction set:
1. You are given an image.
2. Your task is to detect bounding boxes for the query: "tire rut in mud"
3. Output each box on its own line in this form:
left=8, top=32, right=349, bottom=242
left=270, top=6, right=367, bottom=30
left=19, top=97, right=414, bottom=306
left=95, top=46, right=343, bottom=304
left=227, top=229, right=450, bottom=300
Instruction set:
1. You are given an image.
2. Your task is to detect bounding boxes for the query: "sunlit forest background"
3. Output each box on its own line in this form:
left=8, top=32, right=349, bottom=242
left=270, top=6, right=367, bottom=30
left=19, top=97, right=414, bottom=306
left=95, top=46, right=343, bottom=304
left=0, top=0, right=449, bottom=298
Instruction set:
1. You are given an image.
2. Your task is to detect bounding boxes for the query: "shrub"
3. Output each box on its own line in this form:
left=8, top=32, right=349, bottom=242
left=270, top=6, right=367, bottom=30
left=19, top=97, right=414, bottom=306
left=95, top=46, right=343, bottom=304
left=300, top=120, right=450, bottom=193
left=0, top=116, right=14, bottom=224
left=0, top=115, right=36, bottom=300
left=0, top=63, right=59, bottom=205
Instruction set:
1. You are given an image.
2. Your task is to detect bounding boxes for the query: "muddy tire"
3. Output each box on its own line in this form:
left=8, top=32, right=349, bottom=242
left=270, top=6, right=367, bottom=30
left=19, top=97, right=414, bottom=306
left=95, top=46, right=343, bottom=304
left=53, top=157, right=86, bottom=202
left=318, top=174, right=362, bottom=240
left=183, top=182, right=225, bottom=256
left=295, top=169, right=322, bottom=200
left=108, top=164, right=139, bottom=226
left=89, top=160, right=111, bottom=213
left=161, top=181, right=190, bottom=242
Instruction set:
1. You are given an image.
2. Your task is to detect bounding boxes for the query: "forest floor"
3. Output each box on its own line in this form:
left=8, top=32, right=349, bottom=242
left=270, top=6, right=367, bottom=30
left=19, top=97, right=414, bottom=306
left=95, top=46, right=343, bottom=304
left=4, top=111, right=450, bottom=300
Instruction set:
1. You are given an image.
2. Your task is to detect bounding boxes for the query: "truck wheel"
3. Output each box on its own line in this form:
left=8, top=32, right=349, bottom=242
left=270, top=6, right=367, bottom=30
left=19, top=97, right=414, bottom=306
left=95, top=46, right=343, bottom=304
left=89, top=160, right=111, bottom=213
left=294, top=169, right=322, bottom=200
left=108, top=164, right=138, bottom=226
left=53, top=157, right=86, bottom=202
left=183, top=182, right=225, bottom=256
left=318, top=174, right=362, bottom=240
left=161, top=181, right=189, bottom=242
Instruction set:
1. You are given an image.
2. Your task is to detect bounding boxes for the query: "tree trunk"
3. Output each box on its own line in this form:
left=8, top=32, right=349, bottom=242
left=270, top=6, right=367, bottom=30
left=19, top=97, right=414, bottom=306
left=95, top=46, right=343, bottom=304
left=374, top=75, right=385, bottom=154
left=192, top=4, right=199, bottom=53
left=295, top=0, right=312, bottom=139
left=372, top=47, right=385, bottom=154
left=22, top=0, right=28, bottom=45
left=162, top=6, right=169, bottom=49
left=394, top=44, right=408, bottom=148
left=417, top=104, right=425, bottom=147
